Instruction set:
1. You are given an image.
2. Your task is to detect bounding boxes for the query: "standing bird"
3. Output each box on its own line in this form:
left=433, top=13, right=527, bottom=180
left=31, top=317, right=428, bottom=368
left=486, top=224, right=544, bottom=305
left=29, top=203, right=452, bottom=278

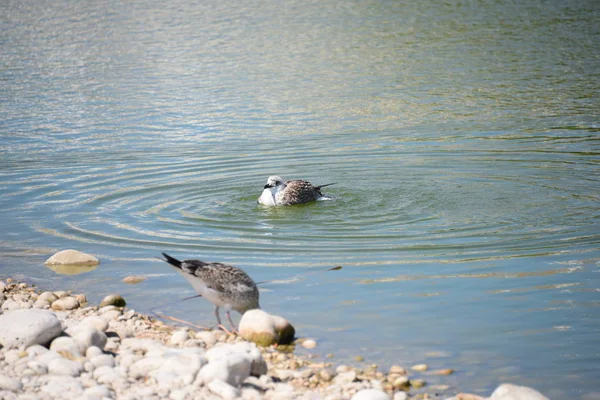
left=160, top=253, right=260, bottom=331
left=257, top=175, right=336, bottom=206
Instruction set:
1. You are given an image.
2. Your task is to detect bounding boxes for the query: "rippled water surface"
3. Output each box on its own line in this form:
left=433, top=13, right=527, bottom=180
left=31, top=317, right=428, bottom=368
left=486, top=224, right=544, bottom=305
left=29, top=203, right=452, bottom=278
left=2, top=0, right=600, bottom=397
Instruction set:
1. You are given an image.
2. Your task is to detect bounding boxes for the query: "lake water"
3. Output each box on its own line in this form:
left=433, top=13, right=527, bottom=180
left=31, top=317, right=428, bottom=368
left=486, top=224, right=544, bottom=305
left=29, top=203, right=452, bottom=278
left=2, top=0, right=599, bottom=397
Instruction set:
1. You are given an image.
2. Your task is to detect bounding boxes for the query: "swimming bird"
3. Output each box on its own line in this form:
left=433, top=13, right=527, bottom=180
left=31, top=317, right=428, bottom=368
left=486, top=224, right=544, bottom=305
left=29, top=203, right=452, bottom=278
left=257, top=175, right=336, bottom=206
left=160, top=253, right=260, bottom=331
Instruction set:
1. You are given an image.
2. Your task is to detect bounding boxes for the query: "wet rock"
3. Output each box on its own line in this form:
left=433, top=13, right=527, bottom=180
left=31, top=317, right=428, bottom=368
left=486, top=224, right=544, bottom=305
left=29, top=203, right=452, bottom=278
left=489, top=383, right=550, bottom=400
left=238, top=309, right=278, bottom=347
left=271, top=314, right=295, bottom=345
left=352, top=389, right=391, bottom=400
left=301, top=339, right=317, bottom=349
left=0, top=309, right=62, bottom=349
left=38, top=292, right=58, bottom=304
left=411, top=363, right=428, bottom=372
left=51, top=296, right=80, bottom=311
left=99, top=294, right=126, bottom=308
left=430, top=368, right=454, bottom=375
left=45, top=249, right=99, bottom=266
left=122, top=276, right=145, bottom=284
left=196, top=330, right=217, bottom=347
left=410, top=379, right=426, bottom=388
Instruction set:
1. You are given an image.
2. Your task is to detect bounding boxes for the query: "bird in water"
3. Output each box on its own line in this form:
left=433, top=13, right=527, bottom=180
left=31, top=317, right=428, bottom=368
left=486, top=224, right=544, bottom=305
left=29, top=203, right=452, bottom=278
left=257, top=175, right=336, bottom=206
left=160, top=253, right=260, bottom=331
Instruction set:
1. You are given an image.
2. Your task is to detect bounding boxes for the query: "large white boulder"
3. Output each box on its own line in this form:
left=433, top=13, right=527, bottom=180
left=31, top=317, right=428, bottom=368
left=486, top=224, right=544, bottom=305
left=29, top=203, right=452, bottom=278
left=238, top=309, right=295, bottom=346
left=0, top=309, right=62, bottom=349
left=45, top=249, right=99, bottom=266
left=489, top=383, right=550, bottom=400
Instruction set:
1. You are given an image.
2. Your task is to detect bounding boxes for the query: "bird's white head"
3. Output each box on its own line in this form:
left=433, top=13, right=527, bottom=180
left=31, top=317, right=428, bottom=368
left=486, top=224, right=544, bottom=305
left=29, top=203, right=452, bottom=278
left=264, top=175, right=286, bottom=190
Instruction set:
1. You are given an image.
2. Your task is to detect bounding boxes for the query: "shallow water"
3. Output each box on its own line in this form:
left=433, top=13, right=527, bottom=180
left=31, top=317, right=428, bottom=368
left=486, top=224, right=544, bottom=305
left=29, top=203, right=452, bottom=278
left=2, top=0, right=600, bottom=397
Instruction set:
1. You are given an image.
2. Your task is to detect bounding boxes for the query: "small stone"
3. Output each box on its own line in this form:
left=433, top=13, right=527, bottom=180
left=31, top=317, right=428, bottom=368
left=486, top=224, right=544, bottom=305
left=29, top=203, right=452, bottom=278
left=90, top=354, right=115, bottom=368
left=351, top=389, right=391, bottom=400
left=51, top=296, right=80, bottom=311
left=270, top=314, right=295, bottom=345
left=82, top=385, right=112, bottom=399
left=170, top=330, right=189, bottom=345
left=333, top=370, right=357, bottom=385
left=27, top=360, right=48, bottom=375
left=75, top=294, right=87, bottom=306
left=50, top=336, right=84, bottom=359
left=410, top=379, right=426, bottom=388
left=53, top=291, right=70, bottom=299
left=389, top=365, right=407, bottom=375
left=355, top=355, right=364, bottom=362
left=80, top=316, right=109, bottom=332
left=393, top=392, right=408, bottom=400
left=208, top=379, right=240, bottom=400
left=45, top=249, right=99, bottom=266
left=48, top=357, right=84, bottom=376
left=85, top=346, right=103, bottom=359
left=431, top=368, right=454, bottom=375
left=122, top=276, right=145, bottom=284
left=196, top=331, right=217, bottom=347
left=411, top=363, right=428, bottom=372
left=320, top=369, right=334, bottom=382
left=38, top=292, right=58, bottom=304
left=99, top=294, right=126, bottom=308
left=71, top=325, right=107, bottom=353
left=0, top=374, right=23, bottom=392
left=393, top=376, right=409, bottom=389
left=301, top=339, right=317, bottom=349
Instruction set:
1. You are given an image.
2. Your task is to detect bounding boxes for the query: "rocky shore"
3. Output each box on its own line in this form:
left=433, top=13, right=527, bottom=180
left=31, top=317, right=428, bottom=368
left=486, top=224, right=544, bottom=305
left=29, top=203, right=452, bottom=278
left=0, top=278, right=549, bottom=400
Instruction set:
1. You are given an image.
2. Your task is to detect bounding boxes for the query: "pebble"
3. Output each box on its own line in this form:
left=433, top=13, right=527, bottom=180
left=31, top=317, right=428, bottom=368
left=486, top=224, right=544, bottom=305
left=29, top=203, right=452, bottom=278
left=99, top=294, right=126, bottom=308
left=170, top=330, right=189, bottom=345
left=208, top=379, right=241, bottom=400
left=123, top=276, right=146, bottom=284
left=301, top=339, right=317, bottom=349
left=48, top=357, right=84, bottom=376
left=0, top=374, right=23, bottom=392
left=51, top=296, right=80, bottom=311
left=411, top=363, right=428, bottom=372
left=351, top=389, right=391, bottom=400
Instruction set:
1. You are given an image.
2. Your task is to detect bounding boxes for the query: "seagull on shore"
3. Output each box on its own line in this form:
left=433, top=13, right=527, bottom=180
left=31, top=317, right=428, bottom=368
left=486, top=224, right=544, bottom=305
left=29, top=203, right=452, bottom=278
left=257, top=175, right=336, bottom=206
left=160, top=253, right=260, bottom=331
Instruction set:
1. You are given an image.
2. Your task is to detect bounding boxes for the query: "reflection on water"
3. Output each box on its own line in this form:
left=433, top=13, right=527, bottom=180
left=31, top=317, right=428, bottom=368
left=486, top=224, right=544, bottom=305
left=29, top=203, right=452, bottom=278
left=1, top=0, right=599, bottom=397
left=45, top=263, right=98, bottom=276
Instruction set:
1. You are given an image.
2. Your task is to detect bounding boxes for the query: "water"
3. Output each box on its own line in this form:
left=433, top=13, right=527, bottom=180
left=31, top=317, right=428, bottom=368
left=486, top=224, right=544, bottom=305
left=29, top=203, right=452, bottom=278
left=2, top=0, right=599, bottom=397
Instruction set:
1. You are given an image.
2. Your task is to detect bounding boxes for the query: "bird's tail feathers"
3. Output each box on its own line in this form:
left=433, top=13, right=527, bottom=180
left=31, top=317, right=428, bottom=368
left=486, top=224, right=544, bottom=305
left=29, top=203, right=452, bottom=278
left=316, top=182, right=336, bottom=190
left=161, top=252, right=182, bottom=269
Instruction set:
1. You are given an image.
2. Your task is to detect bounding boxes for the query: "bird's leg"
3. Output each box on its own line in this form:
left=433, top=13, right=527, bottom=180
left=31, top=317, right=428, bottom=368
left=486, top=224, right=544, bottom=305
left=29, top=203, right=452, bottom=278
left=214, top=306, right=222, bottom=326
left=226, top=310, right=238, bottom=334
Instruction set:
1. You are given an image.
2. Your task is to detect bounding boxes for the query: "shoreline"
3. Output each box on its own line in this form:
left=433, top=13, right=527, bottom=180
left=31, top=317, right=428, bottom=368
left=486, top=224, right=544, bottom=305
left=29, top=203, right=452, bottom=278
left=0, top=278, right=548, bottom=400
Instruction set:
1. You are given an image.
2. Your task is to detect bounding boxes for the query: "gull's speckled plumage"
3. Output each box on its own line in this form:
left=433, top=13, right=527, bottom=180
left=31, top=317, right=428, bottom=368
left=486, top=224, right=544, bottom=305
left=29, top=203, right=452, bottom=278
left=161, top=253, right=259, bottom=330
left=258, top=175, right=335, bottom=206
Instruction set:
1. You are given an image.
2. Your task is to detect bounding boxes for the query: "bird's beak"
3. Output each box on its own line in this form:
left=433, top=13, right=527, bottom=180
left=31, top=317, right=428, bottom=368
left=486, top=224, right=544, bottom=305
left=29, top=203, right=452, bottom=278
left=264, top=184, right=272, bottom=189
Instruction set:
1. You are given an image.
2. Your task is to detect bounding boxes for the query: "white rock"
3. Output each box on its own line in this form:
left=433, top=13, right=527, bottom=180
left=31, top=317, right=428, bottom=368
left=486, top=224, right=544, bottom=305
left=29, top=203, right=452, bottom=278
left=26, top=344, right=49, bottom=357
left=149, top=348, right=207, bottom=387
left=38, top=292, right=58, bottom=303
left=93, top=365, right=120, bottom=385
left=35, top=350, right=62, bottom=368
left=45, top=249, right=99, bottom=265
left=71, top=325, right=107, bottom=353
left=352, top=389, right=391, bottom=400
left=238, top=309, right=277, bottom=346
left=128, top=356, right=167, bottom=378
left=50, top=336, right=83, bottom=358
left=170, top=330, right=189, bottom=345
left=333, top=370, right=357, bottom=385
left=5, top=349, right=24, bottom=364
left=198, top=353, right=251, bottom=387
left=208, top=379, right=241, bottom=400
left=79, top=316, right=109, bottom=332
left=82, top=385, right=112, bottom=399
left=0, top=374, right=22, bottom=392
left=121, top=337, right=167, bottom=355
left=90, top=354, right=115, bottom=368
left=40, top=375, right=84, bottom=397
left=489, top=383, right=550, bottom=400
left=27, top=360, right=48, bottom=375
left=170, top=388, right=191, bottom=400
left=51, top=296, right=80, bottom=311
left=393, top=392, right=408, bottom=400
left=301, top=339, right=317, bottom=349
left=196, top=331, right=217, bottom=347
left=85, top=346, right=103, bottom=359
left=48, top=357, right=84, bottom=376
left=84, top=361, right=95, bottom=373
left=0, top=309, right=62, bottom=349
left=206, top=342, right=267, bottom=378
